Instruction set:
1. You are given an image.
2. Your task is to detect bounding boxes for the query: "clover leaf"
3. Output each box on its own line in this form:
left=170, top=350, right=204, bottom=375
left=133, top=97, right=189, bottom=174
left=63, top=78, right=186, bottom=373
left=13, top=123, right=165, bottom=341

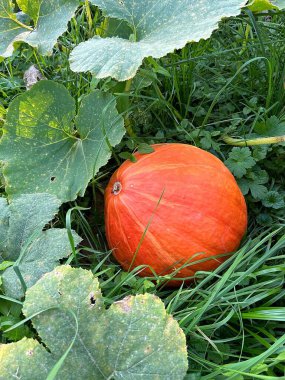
left=225, top=147, right=256, bottom=178
left=0, top=193, right=81, bottom=299
left=0, top=265, right=188, bottom=379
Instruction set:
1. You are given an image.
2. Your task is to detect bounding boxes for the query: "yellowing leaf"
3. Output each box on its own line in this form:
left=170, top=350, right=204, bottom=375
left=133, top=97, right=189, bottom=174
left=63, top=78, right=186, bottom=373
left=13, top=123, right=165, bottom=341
left=0, top=81, right=125, bottom=202
left=0, top=266, right=188, bottom=379
left=247, top=0, right=278, bottom=11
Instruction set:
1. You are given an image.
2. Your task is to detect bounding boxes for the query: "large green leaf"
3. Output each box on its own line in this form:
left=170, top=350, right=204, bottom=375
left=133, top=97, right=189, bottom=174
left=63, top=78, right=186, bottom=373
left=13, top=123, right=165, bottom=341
left=24, top=0, right=80, bottom=54
left=0, top=194, right=81, bottom=299
left=16, top=0, right=40, bottom=22
left=0, top=0, right=30, bottom=58
left=0, top=80, right=125, bottom=202
left=0, top=0, right=80, bottom=58
left=0, top=265, right=188, bottom=379
left=69, top=0, right=247, bottom=81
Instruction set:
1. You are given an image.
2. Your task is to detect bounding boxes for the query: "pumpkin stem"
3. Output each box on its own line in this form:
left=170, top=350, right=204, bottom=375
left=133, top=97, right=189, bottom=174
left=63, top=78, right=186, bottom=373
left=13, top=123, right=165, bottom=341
left=112, top=182, right=122, bottom=195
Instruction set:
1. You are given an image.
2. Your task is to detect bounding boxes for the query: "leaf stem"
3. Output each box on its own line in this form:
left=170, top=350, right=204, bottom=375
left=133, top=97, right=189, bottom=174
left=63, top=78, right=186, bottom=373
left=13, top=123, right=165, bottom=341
left=85, top=0, right=93, bottom=36
left=123, top=79, right=136, bottom=137
left=223, top=135, right=285, bottom=146
left=13, top=265, right=27, bottom=294
left=14, top=18, right=33, bottom=31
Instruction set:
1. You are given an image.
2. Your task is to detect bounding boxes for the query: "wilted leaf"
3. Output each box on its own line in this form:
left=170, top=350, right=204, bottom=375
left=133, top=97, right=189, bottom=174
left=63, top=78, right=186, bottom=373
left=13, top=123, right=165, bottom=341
left=70, top=0, right=247, bottom=81
left=23, top=64, right=45, bottom=89
left=0, top=80, right=125, bottom=202
left=0, top=266, right=188, bottom=379
left=0, top=194, right=81, bottom=299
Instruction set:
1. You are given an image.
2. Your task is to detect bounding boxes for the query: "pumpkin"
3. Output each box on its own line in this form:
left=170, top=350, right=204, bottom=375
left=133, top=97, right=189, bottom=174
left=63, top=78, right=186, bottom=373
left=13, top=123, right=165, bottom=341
left=105, top=143, right=247, bottom=284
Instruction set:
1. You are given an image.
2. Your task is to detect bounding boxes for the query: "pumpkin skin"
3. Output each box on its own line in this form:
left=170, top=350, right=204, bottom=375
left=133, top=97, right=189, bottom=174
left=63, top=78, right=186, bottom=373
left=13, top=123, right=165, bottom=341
left=105, top=143, right=247, bottom=283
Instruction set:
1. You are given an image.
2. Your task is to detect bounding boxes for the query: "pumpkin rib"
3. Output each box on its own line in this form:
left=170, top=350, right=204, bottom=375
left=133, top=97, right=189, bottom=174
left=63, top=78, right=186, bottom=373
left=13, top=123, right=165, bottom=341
left=132, top=191, right=243, bottom=250
left=107, top=197, right=134, bottom=258
left=117, top=196, right=176, bottom=267
left=110, top=197, right=200, bottom=276
left=121, top=162, right=225, bottom=180
left=121, top=184, right=246, bottom=240
left=120, top=191, right=232, bottom=255
left=116, top=143, right=223, bottom=179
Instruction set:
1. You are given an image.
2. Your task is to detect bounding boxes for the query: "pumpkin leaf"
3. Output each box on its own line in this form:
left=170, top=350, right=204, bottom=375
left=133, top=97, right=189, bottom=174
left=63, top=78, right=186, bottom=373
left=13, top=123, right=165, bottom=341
left=69, top=0, right=247, bottom=81
left=16, top=0, right=40, bottom=23
left=0, top=194, right=82, bottom=299
left=0, top=0, right=80, bottom=59
left=0, top=0, right=30, bottom=59
left=0, top=80, right=125, bottom=202
left=24, top=0, right=80, bottom=55
left=0, top=265, right=188, bottom=379
left=272, top=0, right=285, bottom=8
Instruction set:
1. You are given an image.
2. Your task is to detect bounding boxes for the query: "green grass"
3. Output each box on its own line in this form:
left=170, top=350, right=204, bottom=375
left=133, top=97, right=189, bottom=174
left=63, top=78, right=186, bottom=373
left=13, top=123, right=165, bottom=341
left=1, top=6, right=285, bottom=379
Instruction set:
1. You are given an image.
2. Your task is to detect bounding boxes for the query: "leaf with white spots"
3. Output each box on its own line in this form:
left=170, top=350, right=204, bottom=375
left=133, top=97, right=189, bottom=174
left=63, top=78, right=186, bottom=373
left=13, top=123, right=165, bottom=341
left=70, top=0, right=247, bottom=81
left=0, top=338, right=54, bottom=380
left=16, top=0, right=40, bottom=23
left=0, top=0, right=30, bottom=58
left=0, top=266, right=188, bottom=379
left=24, top=0, right=80, bottom=54
left=0, top=194, right=82, bottom=299
left=0, top=0, right=80, bottom=59
left=0, top=80, right=125, bottom=202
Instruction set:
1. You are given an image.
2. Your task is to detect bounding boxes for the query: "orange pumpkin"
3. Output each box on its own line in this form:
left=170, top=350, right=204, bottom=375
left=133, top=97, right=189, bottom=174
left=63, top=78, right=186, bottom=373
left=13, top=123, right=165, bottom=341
left=105, top=143, right=247, bottom=283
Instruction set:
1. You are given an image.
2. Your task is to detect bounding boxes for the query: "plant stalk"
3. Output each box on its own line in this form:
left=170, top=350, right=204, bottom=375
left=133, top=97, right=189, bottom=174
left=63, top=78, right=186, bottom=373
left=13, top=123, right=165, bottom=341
left=85, top=0, right=93, bottom=36
left=122, top=79, right=136, bottom=137
left=223, top=135, right=285, bottom=146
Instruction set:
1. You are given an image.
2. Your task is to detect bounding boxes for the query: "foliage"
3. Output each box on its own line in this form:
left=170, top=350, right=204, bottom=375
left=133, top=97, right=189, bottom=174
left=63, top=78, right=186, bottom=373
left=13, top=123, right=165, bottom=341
left=0, top=81, right=125, bottom=202
left=70, top=0, right=247, bottom=80
left=0, top=193, right=81, bottom=299
left=0, top=1, right=285, bottom=379
left=0, top=0, right=79, bottom=58
left=0, top=265, right=188, bottom=379
left=225, top=147, right=256, bottom=178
